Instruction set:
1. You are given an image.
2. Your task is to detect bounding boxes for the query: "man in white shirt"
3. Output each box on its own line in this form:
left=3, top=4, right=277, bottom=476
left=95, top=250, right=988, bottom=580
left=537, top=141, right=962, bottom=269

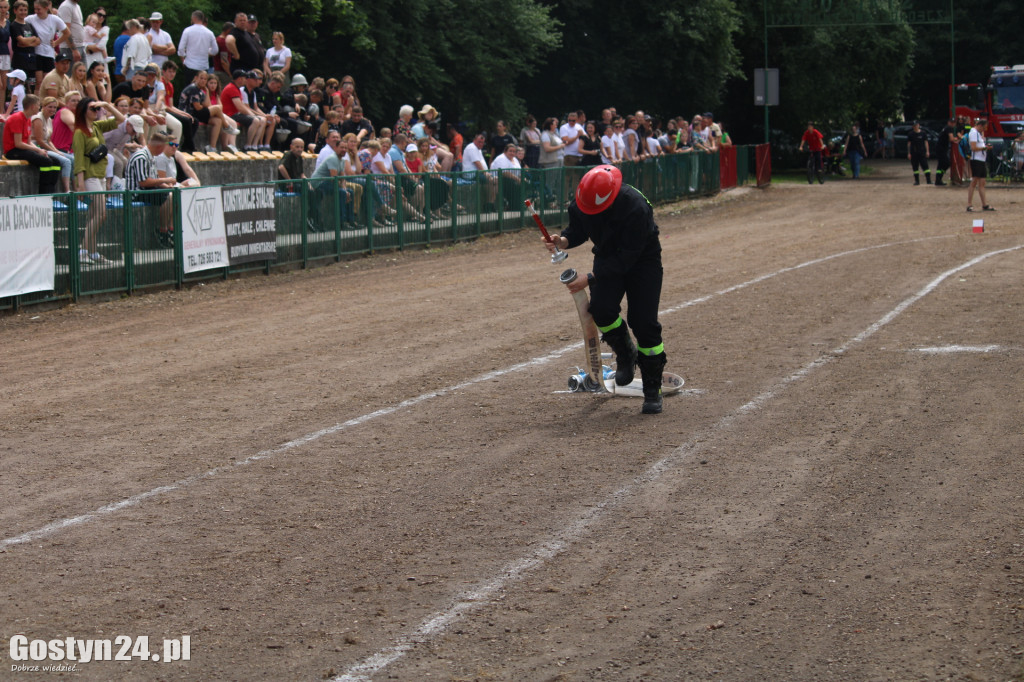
left=462, top=131, right=496, bottom=204
left=966, top=118, right=995, bottom=213
left=56, top=0, right=83, bottom=62
left=315, top=130, right=341, bottom=169
left=121, top=19, right=151, bottom=78
left=178, top=11, right=218, bottom=84
left=559, top=111, right=584, bottom=166
left=146, top=12, right=175, bottom=68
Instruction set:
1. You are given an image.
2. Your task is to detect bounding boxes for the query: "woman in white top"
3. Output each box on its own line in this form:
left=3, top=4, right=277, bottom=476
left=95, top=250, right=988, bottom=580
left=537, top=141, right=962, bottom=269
left=263, top=32, right=291, bottom=79
left=82, top=10, right=109, bottom=68
left=370, top=137, right=425, bottom=222
left=30, top=95, right=72, bottom=190
left=600, top=126, right=617, bottom=165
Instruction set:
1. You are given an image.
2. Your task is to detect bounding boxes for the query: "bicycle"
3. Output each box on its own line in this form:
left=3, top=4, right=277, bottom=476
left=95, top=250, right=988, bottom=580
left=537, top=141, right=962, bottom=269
left=805, top=150, right=825, bottom=184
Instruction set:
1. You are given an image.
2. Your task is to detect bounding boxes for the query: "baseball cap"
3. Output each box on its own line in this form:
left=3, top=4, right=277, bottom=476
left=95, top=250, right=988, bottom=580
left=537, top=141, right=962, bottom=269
left=149, top=11, right=162, bottom=21
left=56, top=49, right=72, bottom=62
left=127, top=114, right=145, bottom=132
left=143, top=64, right=159, bottom=75
left=8, top=69, right=26, bottom=81
left=246, top=70, right=261, bottom=79
left=405, top=143, right=418, bottom=153
left=247, top=14, right=257, bottom=22
left=231, top=69, right=247, bottom=79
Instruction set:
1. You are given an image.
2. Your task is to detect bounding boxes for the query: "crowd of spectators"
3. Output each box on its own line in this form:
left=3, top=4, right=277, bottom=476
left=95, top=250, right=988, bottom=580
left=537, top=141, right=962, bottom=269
left=0, top=1, right=736, bottom=248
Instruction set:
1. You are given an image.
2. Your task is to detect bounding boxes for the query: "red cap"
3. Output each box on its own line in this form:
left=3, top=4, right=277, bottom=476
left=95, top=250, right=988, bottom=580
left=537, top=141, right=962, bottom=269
left=575, top=164, right=622, bottom=214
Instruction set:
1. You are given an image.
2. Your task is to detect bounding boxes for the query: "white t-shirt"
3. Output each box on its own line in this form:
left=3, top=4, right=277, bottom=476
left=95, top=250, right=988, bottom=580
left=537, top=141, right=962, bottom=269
left=265, top=46, right=291, bottom=72
left=490, top=153, right=520, bottom=171
left=11, top=83, right=26, bottom=112
left=462, top=141, right=486, bottom=172
left=613, top=131, right=625, bottom=159
left=646, top=137, right=662, bottom=156
left=315, top=144, right=335, bottom=169
left=122, top=32, right=151, bottom=73
left=968, top=127, right=987, bottom=162
left=372, top=151, right=394, bottom=173
left=559, top=122, right=584, bottom=157
left=147, top=28, right=174, bottom=67
left=56, top=0, right=83, bottom=48
left=154, top=152, right=177, bottom=179
left=600, top=133, right=616, bottom=164
left=148, top=80, right=166, bottom=109
left=27, top=13, right=67, bottom=59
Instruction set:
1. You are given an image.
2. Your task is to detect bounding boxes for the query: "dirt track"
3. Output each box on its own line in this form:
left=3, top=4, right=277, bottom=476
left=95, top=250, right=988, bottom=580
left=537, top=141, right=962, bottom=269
left=1, top=160, right=1022, bottom=681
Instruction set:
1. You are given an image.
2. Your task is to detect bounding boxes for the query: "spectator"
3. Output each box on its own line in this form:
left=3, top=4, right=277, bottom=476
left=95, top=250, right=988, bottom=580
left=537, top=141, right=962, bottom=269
left=50, top=88, right=76, bottom=154
left=335, top=74, right=358, bottom=119
left=221, top=68, right=266, bottom=152
left=612, top=118, right=625, bottom=161
left=370, top=135, right=423, bottom=221
left=394, top=104, right=414, bottom=140
left=71, top=97, right=122, bottom=262
left=314, top=127, right=339, bottom=168
left=243, top=69, right=275, bottom=151
left=39, top=49, right=71, bottom=99
left=102, top=111, right=143, bottom=185
left=4, top=67, right=27, bottom=114
left=111, top=68, right=150, bottom=103
left=411, top=103, right=437, bottom=140
left=213, top=21, right=232, bottom=80
left=389, top=132, right=410, bottom=173
left=559, top=111, right=583, bottom=166
left=263, top=31, right=291, bottom=80
left=67, top=58, right=85, bottom=94
left=246, top=14, right=262, bottom=49
left=313, top=109, right=340, bottom=153
left=4, top=93, right=52, bottom=169
left=158, top=61, right=198, bottom=153
left=124, top=131, right=176, bottom=245
left=110, top=19, right=127, bottom=82
left=490, top=119, right=515, bottom=158
left=154, top=135, right=199, bottom=187
left=120, top=19, right=149, bottom=79
left=30, top=95, right=71, bottom=190
left=309, top=130, right=355, bottom=231
left=339, top=104, right=373, bottom=142
left=178, top=10, right=217, bottom=84
left=538, top=116, right=564, bottom=169
left=644, top=124, right=662, bottom=157
left=0, top=0, right=10, bottom=107
left=27, top=0, right=69, bottom=94
left=600, top=122, right=617, bottom=164
left=338, top=132, right=365, bottom=220
left=718, top=122, right=733, bottom=147
left=490, top=140, right=523, bottom=203
left=225, top=12, right=260, bottom=73
left=179, top=70, right=238, bottom=154
left=145, top=12, right=174, bottom=68
left=462, top=130, right=496, bottom=206
left=204, top=69, right=223, bottom=106
left=595, top=108, right=612, bottom=136
left=143, top=63, right=183, bottom=145
left=579, top=120, right=600, bottom=166
left=55, top=0, right=81, bottom=62
left=674, top=124, right=693, bottom=153
left=81, top=9, right=108, bottom=68
left=289, top=72, right=307, bottom=95
left=519, top=115, right=541, bottom=168
left=277, top=136, right=305, bottom=192
left=446, top=122, right=462, bottom=171
left=82, top=59, right=108, bottom=101
left=258, top=71, right=297, bottom=144
left=622, top=115, right=640, bottom=162
left=10, top=1, right=38, bottom=92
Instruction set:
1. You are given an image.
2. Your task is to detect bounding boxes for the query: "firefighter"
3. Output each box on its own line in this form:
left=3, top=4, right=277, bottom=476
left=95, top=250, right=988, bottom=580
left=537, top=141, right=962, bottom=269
left=543, top=165, right=667, bottom=414
left=907, top=120, right=931, bottom=185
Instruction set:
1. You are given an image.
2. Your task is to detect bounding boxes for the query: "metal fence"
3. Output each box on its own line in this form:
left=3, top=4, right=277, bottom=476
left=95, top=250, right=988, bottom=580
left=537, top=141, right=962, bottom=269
left=2, top=148, right=754, bottom=311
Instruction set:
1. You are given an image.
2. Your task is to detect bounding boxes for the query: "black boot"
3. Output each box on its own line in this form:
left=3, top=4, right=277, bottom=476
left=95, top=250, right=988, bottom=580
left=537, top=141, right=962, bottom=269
left=601, top=323, right=637, bottom=386
left=925, top=173, right=932, bottom=184
left=913, top=175, right=920, bottom=185
left=637, top=352, right=667, bottom=414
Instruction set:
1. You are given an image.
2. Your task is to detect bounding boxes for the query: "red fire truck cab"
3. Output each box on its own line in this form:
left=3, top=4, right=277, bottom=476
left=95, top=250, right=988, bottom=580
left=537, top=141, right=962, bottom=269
left=951, top=65, right=1024, bottom=145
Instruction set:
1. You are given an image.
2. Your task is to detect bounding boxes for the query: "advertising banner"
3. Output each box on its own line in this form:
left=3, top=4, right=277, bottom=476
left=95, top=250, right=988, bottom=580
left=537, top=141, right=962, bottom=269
left=0, top=196, right=55, bottom=298
left=222, top=185, right=277, bottom=266
left=181, top=187, right=229, bottom=274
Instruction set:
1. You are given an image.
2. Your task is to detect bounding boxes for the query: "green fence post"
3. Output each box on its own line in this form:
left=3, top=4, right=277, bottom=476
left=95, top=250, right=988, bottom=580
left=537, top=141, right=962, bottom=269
left=173, top=187, right=184, bottom=288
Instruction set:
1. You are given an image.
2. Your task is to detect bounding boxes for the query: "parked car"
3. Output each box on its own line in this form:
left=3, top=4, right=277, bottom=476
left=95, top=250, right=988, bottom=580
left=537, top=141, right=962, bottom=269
left=892, top=124, right=939, bottom=158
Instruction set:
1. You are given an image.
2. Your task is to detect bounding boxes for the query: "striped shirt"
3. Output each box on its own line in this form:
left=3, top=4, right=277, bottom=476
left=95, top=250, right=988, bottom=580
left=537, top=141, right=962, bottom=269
left=125, top=147, right=157, bottom=191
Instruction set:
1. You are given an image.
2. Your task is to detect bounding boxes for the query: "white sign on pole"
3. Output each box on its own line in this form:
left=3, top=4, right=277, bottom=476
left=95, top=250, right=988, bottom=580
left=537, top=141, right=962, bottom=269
left=180, top=186, right=229, bottom=274
left=0, top=195, right=55, bottom=298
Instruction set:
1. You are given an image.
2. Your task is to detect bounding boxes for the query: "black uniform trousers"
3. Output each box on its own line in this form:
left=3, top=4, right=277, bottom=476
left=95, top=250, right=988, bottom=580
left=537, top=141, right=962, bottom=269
left=589, top=237, right=663, bottom=352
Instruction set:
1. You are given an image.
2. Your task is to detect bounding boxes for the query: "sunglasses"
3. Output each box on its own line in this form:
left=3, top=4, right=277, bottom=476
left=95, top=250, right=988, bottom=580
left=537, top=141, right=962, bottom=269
left=89, top=105, right=103, bottom=111
left=96, top=12, right=105, bottom=16
left=169, top=142, right=179, bottom=147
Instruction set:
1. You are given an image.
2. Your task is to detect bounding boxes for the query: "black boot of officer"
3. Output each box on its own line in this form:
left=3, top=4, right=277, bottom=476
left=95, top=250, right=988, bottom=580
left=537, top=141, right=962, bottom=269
left=637, top=351, right=667, bottom=414
left=601, top=320, right=637, bottom=386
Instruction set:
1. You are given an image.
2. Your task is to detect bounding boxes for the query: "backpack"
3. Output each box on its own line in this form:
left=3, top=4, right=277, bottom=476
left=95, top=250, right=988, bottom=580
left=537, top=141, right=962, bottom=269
left=959, top=130, right=972, bottom=158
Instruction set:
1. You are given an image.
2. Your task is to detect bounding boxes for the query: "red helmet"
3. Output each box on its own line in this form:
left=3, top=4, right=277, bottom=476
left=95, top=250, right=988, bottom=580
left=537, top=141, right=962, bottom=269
left=575, top=164, right=623, bottom=214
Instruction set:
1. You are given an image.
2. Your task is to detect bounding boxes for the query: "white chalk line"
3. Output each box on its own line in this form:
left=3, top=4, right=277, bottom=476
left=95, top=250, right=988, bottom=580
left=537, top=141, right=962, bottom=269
left=333, top=242, right=1023, bottom=681
left=910, top=344, right=1003, bottom=354
left=0, top=235, right=949, bottom=553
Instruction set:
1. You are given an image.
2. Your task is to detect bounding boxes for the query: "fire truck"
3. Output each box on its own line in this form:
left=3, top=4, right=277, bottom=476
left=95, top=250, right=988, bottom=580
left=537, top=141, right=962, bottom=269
left=951, top=65, right=1024, bottom=149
